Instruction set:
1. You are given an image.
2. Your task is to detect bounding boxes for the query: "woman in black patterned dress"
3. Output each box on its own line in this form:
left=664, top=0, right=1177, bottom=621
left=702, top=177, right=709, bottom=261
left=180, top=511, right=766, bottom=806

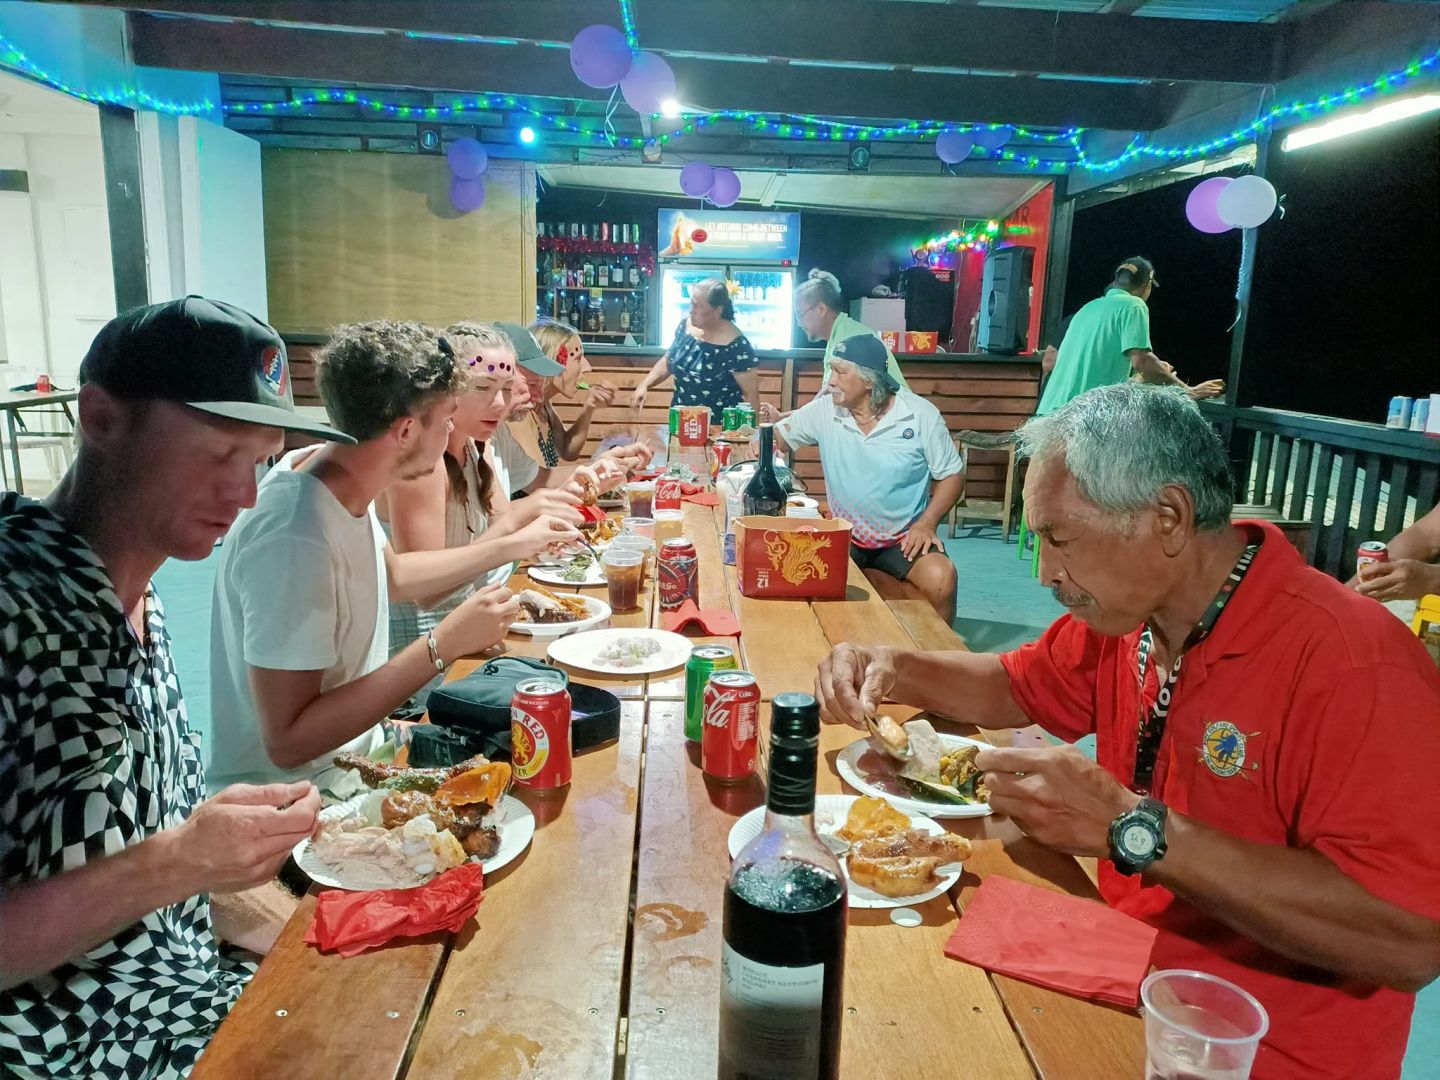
left=630, top=278, right=759, bottom=417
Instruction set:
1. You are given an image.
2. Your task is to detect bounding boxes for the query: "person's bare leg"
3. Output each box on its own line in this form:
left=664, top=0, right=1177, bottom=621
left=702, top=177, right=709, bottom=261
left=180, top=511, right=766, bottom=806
left=904, top=552, right=957, bottom=624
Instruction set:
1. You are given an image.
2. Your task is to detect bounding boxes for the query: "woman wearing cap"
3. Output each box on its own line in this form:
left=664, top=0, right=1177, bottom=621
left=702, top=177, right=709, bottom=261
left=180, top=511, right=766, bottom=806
left=1036, top=256, right=1223, bottom=416
left=382, top=324, right=588, bottom=663
left=771, top=334, right=965, bottom=621
left=629, top=278, right=759, bottom=417
left=506, top=318, right=619, bottom=468
left=794, top=269, right=909, bottom=392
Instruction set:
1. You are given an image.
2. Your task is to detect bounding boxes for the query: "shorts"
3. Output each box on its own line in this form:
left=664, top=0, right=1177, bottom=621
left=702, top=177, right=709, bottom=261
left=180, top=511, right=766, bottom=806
left=850, top=542, right=917, bottom=581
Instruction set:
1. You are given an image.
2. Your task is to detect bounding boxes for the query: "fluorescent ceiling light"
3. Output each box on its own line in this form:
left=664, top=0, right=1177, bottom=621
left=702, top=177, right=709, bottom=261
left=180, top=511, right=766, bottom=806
left=1281, top=93, right=1440, bottom=151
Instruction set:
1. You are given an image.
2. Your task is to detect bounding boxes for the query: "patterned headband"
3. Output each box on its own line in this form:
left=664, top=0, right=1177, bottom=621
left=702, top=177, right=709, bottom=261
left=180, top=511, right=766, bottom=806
left=467, top=354, right=514, bottom=375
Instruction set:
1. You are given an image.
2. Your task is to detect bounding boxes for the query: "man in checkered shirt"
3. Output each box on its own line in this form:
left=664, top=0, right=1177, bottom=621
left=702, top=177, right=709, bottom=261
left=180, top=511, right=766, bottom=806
left=0, top=298, right=350, bottom=1078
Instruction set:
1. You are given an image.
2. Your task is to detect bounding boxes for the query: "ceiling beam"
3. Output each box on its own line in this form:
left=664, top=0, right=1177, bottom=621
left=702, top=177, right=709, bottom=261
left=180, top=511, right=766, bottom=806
left=70, top=0, right=1286, bottom=84
left=127, top=14, right=1179, bottom=130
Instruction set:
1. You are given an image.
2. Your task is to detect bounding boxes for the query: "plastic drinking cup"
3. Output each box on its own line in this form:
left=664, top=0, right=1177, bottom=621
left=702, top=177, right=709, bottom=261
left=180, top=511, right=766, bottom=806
left=1141, top=970, right=1269, bottom=1080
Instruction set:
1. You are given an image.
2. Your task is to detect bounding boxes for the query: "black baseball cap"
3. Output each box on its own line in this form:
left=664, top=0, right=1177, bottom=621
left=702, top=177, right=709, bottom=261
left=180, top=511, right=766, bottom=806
left=833, top=334, right=899, bottom=391
left=79, top=296, right=355, bottom=444
left=496, top=321, right=564, bottom=377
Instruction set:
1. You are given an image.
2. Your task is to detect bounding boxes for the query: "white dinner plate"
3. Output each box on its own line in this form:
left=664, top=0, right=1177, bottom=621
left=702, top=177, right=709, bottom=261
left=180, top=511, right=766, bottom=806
left=528, top=558, right=606, bottom=587
left=726, top=794, right=962, bottom=910
left=510, top=594, right=611, bottom=638
left=546, top=628, right=692, bottom=675
left=835, top=733, right=994, bottom=819
left=294, top=794, right=536, bottom=892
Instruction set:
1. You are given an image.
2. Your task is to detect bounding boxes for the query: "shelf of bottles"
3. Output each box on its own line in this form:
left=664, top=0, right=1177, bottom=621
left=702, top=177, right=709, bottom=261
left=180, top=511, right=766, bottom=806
left=535, top=220, right=654, bottom=344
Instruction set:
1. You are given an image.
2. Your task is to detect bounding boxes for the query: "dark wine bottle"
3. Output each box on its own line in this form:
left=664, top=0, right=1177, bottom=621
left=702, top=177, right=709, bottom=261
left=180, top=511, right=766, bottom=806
left=718, top=693, right=846, bottom=1080
left=742, top=423, right=787, bottom=517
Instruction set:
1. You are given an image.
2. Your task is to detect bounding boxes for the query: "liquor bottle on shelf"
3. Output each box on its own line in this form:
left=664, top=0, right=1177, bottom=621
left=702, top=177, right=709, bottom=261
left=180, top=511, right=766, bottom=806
left=742, top=424, right=787, bottom=517
left=582, top=255, right=596, bottom=288
left=719, top=693, right=845, bottom=1080
left=619, top=302, right=632, bottom=334
left=569, top=299, right=581, bottom=329
left=598, top=259, right=610, bottom=287
left=584, top=302, right=600, bottom=334
left=614, top=255, right=626, bottom=287
left=629, top=257, right=642, bottom=288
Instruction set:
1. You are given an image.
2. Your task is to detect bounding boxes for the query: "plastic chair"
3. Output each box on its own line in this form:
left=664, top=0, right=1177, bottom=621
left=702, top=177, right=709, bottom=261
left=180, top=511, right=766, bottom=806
left=1016, top=509, right=1040, bottom=578
left=1413, top=595, right=1440, bottom=637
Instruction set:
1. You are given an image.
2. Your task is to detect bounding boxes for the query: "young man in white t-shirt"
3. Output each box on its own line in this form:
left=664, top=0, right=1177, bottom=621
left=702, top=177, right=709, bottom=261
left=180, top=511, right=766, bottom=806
left=769, top=334, right=964, bottom=621
left=209, top=321, right=577, bottom=794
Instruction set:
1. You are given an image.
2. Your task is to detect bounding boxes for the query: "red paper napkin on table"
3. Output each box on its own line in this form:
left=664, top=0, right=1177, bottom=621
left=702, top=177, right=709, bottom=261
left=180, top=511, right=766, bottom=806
left=681, top=489, right=720, bottom=507
left=661, top=598, right=741, bottom=636
left=944, top=876, right=1157, bottom=1007
left=304, top=863, right=485, bottom=958
left=578, top=504, right=609, bottom=523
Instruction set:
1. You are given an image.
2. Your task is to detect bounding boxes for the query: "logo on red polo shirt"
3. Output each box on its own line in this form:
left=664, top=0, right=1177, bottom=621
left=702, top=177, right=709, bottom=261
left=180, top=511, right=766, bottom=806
left=1198, top=720, right=1260, bottom=778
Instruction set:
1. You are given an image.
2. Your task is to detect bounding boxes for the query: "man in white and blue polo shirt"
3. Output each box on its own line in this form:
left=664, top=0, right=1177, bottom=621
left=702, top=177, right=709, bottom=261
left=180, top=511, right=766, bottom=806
left=774, top=335, right=964, bottom=620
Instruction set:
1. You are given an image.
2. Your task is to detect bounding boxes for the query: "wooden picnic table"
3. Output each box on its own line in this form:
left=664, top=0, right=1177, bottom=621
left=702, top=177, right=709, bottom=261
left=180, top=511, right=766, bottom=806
left=194, top=501, right=1144, bottom=1079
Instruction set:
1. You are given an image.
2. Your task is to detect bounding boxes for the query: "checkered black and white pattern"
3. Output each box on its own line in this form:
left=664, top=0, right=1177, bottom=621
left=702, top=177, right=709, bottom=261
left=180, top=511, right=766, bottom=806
left=0, top=494, right=252, bottom=1079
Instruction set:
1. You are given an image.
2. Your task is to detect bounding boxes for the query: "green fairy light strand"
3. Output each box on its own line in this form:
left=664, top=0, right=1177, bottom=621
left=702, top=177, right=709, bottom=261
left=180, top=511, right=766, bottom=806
left=0, top=30, right=215, bottom=114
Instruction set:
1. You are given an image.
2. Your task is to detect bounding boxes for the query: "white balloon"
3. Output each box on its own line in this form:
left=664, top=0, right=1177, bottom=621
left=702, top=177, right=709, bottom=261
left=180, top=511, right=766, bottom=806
left=1216, top=174, right=1277, bottom=230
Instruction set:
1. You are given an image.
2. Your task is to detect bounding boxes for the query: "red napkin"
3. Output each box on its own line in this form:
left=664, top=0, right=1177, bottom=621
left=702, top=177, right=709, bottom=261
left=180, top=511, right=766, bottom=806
left=681, top=490, right=720, bottom=507
left=661, top=598, right=741, bottom=636
left=944, top=876, right=1157, bottom=1007
left=578, top=504, right=609, bottom=523
left=304, top=863, right=485, bottom=958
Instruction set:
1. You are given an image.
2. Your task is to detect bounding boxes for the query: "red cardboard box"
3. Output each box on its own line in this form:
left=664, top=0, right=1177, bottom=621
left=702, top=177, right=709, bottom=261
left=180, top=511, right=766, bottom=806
left=735, top=516, right=851, bottom=599
left=877, top=331, right=939, bottom=354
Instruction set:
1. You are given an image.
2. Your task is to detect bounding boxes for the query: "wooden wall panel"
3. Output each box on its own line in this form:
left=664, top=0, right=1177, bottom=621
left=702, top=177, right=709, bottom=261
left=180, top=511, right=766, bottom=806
left=262, top=150, right=535, bottom=334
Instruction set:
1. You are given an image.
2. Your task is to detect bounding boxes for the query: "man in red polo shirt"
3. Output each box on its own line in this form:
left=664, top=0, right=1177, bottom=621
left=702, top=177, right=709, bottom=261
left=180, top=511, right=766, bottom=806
left=816, top=383, right=1440, bottom=1080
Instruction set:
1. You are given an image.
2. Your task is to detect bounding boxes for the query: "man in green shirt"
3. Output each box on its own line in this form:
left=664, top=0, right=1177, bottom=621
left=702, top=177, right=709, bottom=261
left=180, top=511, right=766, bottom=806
left=1037, top=257, right=1222, bottom=416
left=794, top=269, right=910, bottom=391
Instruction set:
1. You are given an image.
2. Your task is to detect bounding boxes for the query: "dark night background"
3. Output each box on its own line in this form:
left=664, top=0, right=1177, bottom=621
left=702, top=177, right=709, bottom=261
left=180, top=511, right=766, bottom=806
left=1066, top=114, right=1440, bottom=423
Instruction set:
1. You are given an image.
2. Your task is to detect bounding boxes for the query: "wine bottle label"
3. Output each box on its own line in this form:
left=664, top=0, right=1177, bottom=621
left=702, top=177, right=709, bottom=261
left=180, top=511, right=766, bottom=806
left=720, top=942, right=824, bottom=1076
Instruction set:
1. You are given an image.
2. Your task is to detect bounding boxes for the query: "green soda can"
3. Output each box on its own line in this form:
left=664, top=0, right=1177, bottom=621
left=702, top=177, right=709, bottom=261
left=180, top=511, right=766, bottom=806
left=668, top=405, right=682, bottom=437
left=722, top=406, right=740, bottom=432
left=737, top=403, right=756, bottom=429
left=685, top=644, right=738, bottom=741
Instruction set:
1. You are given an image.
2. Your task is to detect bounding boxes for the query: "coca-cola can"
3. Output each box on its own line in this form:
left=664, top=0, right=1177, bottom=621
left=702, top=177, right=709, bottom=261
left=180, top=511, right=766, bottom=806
left=711, top=441, right=732, bottom=478
left=658, top=537, right=699, bottom=612
left=655, top=475, right=683, bottom=511
left=702, top=671, right=761, bottom=783
left=511, top=678, right=572, bottom=792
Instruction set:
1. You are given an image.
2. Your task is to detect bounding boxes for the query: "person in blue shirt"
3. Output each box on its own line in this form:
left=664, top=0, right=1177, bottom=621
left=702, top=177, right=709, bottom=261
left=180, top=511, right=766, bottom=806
left=767, top=335, right=964, bottom=621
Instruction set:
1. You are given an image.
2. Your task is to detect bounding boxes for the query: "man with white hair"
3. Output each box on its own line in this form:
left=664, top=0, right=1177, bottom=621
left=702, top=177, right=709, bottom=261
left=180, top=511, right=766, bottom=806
left=764, top=334, right=963, bottom=620
left=815, top=382, right=1440, bottom=1079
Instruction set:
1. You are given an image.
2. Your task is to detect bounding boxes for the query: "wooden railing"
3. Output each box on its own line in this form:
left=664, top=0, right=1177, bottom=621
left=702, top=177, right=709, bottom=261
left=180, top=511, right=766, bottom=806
left=1205, top=404, right=1440, bottom=579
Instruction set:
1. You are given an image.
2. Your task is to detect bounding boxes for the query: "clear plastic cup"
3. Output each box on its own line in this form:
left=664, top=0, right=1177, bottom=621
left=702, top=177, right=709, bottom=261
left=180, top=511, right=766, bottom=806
left=654, top=508, right=685, bottom=542
left=602, top=548, right=645, bottom=612
left=621, top=516, right=655, bottom=539
left=625, top=480, right=655, bottom=519
left=609, top=534, right=655, bottom=585
left=1141, top=970, right=1269, bottom=1080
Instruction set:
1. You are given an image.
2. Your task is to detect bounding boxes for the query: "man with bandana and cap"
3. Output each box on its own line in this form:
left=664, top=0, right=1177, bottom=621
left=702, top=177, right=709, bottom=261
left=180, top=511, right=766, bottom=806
left=767, top=334, right=965, bottom=621
left=0, top=297, right=348, bottom=1078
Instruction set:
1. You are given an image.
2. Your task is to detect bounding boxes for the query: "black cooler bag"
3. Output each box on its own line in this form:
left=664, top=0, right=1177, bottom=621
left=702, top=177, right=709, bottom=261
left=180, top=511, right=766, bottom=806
left=411, top=656, right=621, bottom=767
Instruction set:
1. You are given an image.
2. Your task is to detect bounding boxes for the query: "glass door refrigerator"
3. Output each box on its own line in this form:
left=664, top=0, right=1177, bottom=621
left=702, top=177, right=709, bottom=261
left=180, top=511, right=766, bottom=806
left=656, top=209, right=799, bottom=350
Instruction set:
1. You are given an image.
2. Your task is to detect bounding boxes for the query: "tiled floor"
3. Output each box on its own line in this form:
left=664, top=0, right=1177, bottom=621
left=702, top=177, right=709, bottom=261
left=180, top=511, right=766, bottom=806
left=153, top=524, right=1438, bottom=1074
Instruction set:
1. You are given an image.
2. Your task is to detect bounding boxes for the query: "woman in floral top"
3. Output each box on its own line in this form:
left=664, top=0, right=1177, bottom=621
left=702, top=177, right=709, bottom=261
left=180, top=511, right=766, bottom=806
left=630, top=279, right=759, bottom=416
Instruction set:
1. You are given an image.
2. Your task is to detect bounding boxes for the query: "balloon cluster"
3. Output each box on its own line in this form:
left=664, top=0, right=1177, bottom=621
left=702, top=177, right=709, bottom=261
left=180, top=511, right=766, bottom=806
left=569, top=24, right=675, bottom=115
left=446, top=137, right=489, bottom=213
left=935, top=126, right=1013, bottom=164
left=678, top=161, right=741, bottom=207
left=1184, top=175, right=1278, bottom=233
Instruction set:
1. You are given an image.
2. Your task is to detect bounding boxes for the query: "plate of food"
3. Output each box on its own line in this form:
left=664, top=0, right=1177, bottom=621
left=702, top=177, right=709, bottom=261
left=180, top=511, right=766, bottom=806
left=295, top=753, right=535, bottom=891
left=528, top=551, right=606, bottom=587
left=546, top=628, right=692, bottom=675
left=835, top=718, right=993, bottom=819
left=578, top=516, right=622, bottom=546
left=727, top=794, right=968, bottom=909
left=510, top=586, right=611, bottom=637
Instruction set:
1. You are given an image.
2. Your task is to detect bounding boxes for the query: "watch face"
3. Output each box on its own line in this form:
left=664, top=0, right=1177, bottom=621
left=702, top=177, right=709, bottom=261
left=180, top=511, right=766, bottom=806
left=1122, top=823, right=1157, bottom=857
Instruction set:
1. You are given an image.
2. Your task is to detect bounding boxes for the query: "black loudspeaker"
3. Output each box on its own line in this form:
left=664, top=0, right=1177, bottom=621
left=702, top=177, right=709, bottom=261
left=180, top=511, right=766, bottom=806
left=978, top=246, right=1035, bottom=355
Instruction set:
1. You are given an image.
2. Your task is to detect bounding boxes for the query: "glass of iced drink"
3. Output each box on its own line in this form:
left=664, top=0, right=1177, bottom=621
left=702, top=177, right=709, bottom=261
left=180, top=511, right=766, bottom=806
left=603, top=548, right=645, bottom=613
left=621, top=516, right=655, bottom=539
left=609, top=534, right=655, bottom=586
left=654, top=508, right=685, bottom=543
left=625, top=481, right=655, bottom=519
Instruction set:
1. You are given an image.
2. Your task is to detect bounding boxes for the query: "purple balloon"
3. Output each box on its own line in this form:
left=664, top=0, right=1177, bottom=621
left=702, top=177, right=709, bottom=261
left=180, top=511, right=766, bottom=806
left=450, top=176, right=487, bottom=213
left=972, top=125, right=1014, bottom=152
left=621, top=51, right=677, bottom=115
left=1185, top=176, right=1233, bottom=234
left=935, top=130, right=974, bottom=164
left=679, top=162, right=715, bottom=198
left=446, top=137, right=488, bottom=180
left=709, top=167, right=741, bottom=208
left=570, top=24, right=633, bottom=89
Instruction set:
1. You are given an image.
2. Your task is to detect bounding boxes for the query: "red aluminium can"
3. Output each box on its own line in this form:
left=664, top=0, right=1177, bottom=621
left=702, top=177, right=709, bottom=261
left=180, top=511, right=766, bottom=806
left=655, top=475, right=683, bottom=510
left=1356, top=540, right=1389, bottom=575
left=711, top=440, right=732, bottom=478
left=658, top=536, right=699, bottom=612
left=702, top=671, right=761, bottom=783
left=510, top=678, right=572, bottom=792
